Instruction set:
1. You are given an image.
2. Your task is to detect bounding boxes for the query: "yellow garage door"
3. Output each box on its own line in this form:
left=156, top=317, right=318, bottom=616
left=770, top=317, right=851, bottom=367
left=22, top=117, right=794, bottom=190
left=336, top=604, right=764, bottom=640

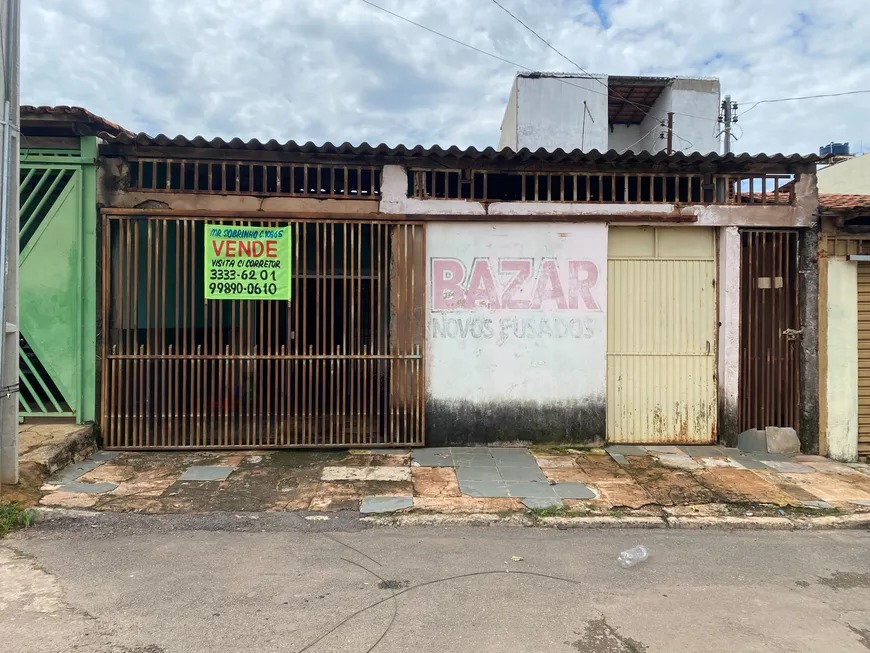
left=607, top=227, right=717, bottom=443
left=858, top=263, right=870, bottom=458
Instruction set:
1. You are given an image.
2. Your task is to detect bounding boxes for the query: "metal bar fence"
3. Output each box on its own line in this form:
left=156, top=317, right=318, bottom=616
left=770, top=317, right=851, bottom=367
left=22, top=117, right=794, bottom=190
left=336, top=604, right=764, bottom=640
left=101, top=212, right=424, bottom=448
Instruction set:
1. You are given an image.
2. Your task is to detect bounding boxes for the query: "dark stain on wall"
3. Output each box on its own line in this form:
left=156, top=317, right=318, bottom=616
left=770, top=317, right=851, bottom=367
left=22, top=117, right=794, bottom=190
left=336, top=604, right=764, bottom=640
left=799, top=228, right=820, bottom=454
left=426, top=397, right=606, bottom=446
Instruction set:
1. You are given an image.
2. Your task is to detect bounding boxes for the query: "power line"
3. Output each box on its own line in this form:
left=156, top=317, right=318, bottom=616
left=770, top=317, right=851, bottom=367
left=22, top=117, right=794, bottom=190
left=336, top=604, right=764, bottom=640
left=360, top=0, right=714, bottom=124
left=736, top=88, right=870, bottom=119
left=489, top=0, right=698, bottom=135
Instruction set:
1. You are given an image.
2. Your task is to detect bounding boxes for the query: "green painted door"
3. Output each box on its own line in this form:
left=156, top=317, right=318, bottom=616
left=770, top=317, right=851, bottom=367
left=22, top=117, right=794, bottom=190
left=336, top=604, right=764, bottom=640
left=18, top=139, right=97, bottom=422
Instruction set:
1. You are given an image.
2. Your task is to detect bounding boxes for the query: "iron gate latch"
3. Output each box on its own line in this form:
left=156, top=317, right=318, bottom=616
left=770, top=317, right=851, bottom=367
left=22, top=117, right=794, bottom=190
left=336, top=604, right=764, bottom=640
left=782, top=328, right=803, bottom=340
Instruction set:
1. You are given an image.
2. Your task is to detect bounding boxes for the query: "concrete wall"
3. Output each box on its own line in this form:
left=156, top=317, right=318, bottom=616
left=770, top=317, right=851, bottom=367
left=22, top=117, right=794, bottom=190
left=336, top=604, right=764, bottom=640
left=825, top=258, right=859, bottom=461
left=515, top=75, right=609, bottom=152
left=817, top=155, right=870, bottom=194
left=425, top=222, right=607, bottom=444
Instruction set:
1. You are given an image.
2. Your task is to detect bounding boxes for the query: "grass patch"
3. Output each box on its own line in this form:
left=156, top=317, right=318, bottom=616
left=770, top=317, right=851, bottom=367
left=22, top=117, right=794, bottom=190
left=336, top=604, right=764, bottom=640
left=528, top=444, right=605, bottom=456
left=723, top=502, right=842, bottom=518
left=0, top=502, right=34, bottom=536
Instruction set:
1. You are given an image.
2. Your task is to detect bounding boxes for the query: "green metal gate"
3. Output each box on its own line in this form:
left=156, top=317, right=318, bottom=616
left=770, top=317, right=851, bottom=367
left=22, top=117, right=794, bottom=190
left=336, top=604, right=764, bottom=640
left=19, top=137, right=97, bottom=422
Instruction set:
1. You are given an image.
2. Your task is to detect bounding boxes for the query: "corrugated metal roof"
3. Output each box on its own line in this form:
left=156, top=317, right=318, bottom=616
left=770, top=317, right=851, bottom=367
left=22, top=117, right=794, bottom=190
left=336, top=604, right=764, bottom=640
left=22, top=105, right=132, bottom=136
left=100, top=132, right=821, bottom=168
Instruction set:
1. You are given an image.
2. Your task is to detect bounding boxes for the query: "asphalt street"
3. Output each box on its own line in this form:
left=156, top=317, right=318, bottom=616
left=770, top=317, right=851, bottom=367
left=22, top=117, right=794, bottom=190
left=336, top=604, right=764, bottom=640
left=2, top=512, right=869, bottom=652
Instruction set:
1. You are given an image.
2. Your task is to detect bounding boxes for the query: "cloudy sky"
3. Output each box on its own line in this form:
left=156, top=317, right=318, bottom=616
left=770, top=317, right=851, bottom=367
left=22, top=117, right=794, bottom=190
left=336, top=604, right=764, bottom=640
left=21, top=0, right=870, bottom=155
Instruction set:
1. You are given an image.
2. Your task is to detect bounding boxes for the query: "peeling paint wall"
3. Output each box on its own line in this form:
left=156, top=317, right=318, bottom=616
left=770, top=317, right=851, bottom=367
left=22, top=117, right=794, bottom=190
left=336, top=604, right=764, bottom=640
left=825, top=258, right=858, bottom=461
left=717, top=226, right=740, bottom=445
left=426, top=222, right=607, bottom=444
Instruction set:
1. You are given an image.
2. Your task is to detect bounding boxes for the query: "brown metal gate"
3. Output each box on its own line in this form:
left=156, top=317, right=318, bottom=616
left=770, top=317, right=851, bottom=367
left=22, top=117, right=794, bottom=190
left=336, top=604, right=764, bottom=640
left=738, top=230, right=800, bottom=432
left=101, top=211, right=425, bottom=449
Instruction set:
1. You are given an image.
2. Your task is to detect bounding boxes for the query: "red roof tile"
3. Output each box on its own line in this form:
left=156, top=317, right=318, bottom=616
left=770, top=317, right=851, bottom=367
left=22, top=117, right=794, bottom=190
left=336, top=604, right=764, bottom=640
left=819, top=194, right=870, bottom=211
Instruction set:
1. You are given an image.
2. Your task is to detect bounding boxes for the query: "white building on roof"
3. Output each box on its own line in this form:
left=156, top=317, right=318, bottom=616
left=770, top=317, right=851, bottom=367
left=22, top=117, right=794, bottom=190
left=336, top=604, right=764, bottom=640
left=498, top=72, right=721, bottom=154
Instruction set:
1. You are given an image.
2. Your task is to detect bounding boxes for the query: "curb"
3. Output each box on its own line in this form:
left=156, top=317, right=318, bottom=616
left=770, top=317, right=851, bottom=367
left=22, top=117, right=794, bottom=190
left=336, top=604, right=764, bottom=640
left=27, top=506, right=870, bottom=531
left=20, top=424, right=97, bottom=476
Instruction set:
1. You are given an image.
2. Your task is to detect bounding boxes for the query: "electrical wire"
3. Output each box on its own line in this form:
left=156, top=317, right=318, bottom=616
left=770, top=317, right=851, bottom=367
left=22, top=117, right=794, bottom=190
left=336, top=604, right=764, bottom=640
left=360, top=0, right=714, bottom=125
left=489, top=0, right=700, bottom=142
left=621, top=122, right=661, bottom=152
left=736, top=88, right=870, bottom=119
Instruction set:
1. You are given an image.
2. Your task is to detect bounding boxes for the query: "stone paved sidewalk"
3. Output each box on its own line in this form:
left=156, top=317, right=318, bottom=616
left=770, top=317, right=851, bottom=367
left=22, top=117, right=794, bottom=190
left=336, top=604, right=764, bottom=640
left=32, top=443, right=870, bottom=521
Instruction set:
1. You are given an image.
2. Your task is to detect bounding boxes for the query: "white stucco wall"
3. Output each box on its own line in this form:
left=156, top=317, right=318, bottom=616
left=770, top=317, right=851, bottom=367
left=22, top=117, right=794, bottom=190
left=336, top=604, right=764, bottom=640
left=817, top=155, right=870, bottom=194
left=826, top=258, right=859, bottom=462
left=498, top=77, right=518, bottom=151
left=426, top=223, right=607, bottom=405
left=637, top=79, right=720, bottom=154
left=515, top=75, right=609, bottom=152
left=608, top=124, right=644, bottom=153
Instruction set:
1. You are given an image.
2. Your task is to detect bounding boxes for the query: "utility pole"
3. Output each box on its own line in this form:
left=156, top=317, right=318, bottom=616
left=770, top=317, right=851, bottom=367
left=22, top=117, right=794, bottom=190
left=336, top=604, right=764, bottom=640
left=666, top=112, right=674, bottom=154
left=0, top=0, right=20, bottom=487
left=722, top=94, right=733, bottom=154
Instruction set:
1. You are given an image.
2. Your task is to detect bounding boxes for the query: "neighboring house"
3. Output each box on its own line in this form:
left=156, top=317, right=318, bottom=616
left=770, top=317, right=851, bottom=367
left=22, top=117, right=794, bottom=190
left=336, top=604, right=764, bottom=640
left=92, top=129, right=820, bottom=453
left=817, top=193, right=870, bottom=461
left=19, top=106, right=130, bottom=424
left=497, top=73, right=720, bottom=154
left=816, top=155, right=870, bottom=195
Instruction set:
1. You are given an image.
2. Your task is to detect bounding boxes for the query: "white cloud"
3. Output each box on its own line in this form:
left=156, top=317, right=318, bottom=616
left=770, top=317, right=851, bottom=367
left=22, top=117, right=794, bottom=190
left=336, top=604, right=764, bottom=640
left=21, top=0, right=870, bottom=155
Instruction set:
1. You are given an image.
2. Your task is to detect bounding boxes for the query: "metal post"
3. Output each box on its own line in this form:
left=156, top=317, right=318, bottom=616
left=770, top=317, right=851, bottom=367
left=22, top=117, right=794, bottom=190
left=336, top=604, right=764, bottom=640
left=0, top=0, right=20, bottom=486
left=666, top=112, right=674, bottom=155
left=723, top=94, right=732, bottom=154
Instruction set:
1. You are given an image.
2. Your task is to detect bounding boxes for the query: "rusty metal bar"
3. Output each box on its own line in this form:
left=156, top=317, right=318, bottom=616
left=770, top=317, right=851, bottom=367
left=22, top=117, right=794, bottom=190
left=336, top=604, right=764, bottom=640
left=102, top=214, right=425, bottom=449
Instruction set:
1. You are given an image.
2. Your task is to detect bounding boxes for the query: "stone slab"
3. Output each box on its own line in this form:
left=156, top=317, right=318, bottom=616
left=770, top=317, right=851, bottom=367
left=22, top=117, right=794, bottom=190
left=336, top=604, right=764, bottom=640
left=497, top=467, right=548, bottom=483
left=455, top=467, right=502, bottom=482
left=801, top=500, right=835, bottom=510
left=761, top=460, right=814, bottom=474
left=450, top=447, right=492, bottom=455
left=458, top=480, right=510, bottom=498
left=522, top=497, right=564, bottom=510
left=60, top=481, right=118, bottom=494
left=178, top=466, right=235, bottom=481
left=656, top=455, right=703, bottom=470
left=47, top=459, right=102, bottom=485
left=89, top=451, right=122, bottom=462
left=606, top=445, right=646, bottom=457
left=552, top=483, right=597, bottom=499
left=321, top=466, right=411, bottom=482
left=679, top=446, right=728, bottom=457
left=607, top=452, right=629, bottom=466
left=489, top=448, right=531, bottom=456
left=700, top=457, right=746, bottom=469
left=642, top=446, right=683, bottom=454
left=765, top=426, right=801, bottom=454
left=453, top=456, right=497, bottom=468
left=491, top=454, right=538, bottom=467
left=726, top=455, right=769, bottom=470
left=849, top=500, right=870, bottom=506
left=505, top=482, right=559, bottom=498
left=747, top=452, right=792, bottom=461
left=738, top=428, right=767, bottom=453
left=360, top=496, right=413, bottom=514
left=411, top=451, right=454, bottom=467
